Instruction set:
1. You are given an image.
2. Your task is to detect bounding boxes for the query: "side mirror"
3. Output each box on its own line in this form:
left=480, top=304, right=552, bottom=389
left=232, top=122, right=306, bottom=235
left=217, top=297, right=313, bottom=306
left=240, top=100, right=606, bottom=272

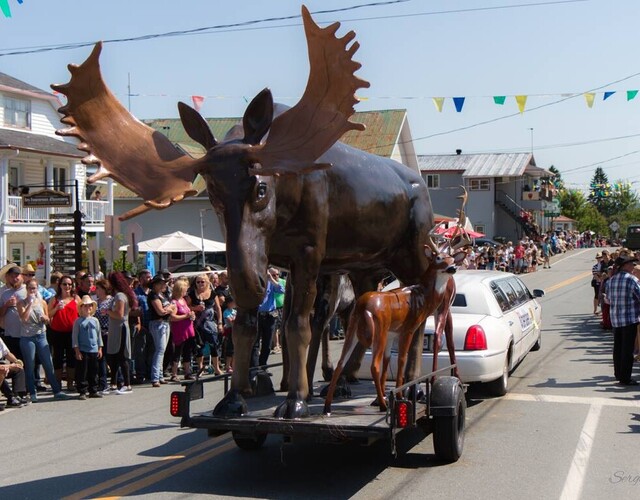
left=532, top=289, right=545, bottom=298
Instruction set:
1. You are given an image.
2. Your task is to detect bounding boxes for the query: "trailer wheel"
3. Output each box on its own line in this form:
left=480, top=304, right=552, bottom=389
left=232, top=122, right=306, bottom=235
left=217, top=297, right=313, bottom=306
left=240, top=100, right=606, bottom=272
left=232, top=431, right=267, bottom=451
left=432, top=384, right=465, bottom=463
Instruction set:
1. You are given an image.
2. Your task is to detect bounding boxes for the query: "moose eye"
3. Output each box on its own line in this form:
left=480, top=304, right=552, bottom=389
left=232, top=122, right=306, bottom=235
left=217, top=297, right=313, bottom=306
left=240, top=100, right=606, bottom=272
left=256, top=182, right=267, bottom=200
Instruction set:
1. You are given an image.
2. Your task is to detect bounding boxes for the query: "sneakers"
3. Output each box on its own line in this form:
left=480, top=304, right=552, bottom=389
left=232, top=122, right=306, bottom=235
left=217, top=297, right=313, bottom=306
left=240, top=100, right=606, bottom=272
left=53, top=392, right=70, bottom=400
left=29, top=393, right=38, bottom=403
left=116, top=386, right=133, bottom=395
left=78, top=393, right=87, bottom=400
left=88, top=392, right=103, bottom=399
left=7, top=397, right=24, bottom=408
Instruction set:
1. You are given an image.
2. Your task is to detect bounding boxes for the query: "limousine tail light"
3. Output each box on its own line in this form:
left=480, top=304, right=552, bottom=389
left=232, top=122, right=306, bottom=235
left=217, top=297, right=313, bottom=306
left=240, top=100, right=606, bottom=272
left=464, top=325, right=488, bottom=350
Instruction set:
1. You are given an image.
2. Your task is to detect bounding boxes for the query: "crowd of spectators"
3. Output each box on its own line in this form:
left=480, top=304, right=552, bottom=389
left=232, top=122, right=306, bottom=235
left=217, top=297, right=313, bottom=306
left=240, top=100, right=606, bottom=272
left=0, top=263, right=286, bottom=410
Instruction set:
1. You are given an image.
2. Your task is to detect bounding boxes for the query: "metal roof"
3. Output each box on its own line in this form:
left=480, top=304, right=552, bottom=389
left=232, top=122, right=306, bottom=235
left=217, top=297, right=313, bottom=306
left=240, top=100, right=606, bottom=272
left=418, top=153, right=549, bottom=178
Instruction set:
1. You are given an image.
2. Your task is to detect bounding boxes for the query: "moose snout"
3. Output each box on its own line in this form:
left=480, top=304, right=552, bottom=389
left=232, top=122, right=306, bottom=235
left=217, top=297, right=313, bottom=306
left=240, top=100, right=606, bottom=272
left=446, top=265, right=457, bottom=274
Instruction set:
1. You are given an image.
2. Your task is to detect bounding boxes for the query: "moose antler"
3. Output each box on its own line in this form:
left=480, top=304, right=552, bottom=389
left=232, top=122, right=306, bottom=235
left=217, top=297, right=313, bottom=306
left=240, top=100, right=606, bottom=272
left=51, top=43, right=198, bottom=220
left=247, top=5, right=370, bottom=176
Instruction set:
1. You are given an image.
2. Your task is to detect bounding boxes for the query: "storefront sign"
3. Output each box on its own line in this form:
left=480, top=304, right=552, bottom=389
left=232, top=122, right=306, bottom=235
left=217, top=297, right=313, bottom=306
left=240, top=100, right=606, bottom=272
left=23, top=189, right=71, bottom=207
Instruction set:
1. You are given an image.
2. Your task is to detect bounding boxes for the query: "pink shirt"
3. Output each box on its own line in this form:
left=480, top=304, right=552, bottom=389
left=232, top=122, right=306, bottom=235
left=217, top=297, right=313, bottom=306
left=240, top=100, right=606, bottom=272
left=170, top=299, right=195, bottom=345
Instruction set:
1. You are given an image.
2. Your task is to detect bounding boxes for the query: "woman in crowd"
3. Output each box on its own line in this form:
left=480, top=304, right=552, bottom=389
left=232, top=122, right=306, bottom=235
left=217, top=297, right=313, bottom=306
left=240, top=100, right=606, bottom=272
left=148, top=275, right=176, bottom=387
left=106, top=272, right=137, bottom=394
left=187, top=273, right=224, bottom=376
left=94, top=279, right=113, bottom=393
left=169, top=278, right=196, bottom=382
left=17, top=278, right=68, bottom=402
left=47, top=274, right=80, bottom=390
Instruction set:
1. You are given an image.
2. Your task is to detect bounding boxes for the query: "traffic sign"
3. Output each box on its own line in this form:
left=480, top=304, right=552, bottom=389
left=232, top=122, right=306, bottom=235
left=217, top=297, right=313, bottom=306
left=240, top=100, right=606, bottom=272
left=609, top=221, right=620, bottom=232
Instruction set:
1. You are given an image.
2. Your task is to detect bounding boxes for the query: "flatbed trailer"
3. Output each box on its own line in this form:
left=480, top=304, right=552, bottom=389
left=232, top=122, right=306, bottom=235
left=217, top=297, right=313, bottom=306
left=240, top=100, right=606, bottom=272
left=170, top=365, right=466, bottom=463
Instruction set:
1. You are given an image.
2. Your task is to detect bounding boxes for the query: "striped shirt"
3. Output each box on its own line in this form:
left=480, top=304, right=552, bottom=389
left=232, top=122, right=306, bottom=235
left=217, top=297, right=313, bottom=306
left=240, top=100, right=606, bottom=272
left=607, top=270, right=640, bottom=328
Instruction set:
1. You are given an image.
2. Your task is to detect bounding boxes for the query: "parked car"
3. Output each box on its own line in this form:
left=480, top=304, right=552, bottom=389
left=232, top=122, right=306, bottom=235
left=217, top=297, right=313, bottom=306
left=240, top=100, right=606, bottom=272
left=356, top=270, right=544, bottom=396
left=170, top=262, right=225, bottom=274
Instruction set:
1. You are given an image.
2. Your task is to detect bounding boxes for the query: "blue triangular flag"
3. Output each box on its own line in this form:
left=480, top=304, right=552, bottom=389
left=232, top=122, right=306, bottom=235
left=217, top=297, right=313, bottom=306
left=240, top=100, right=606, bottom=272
left=453, top=97, right=466, bottom=112
left=603, top=91, right=616, bottom=101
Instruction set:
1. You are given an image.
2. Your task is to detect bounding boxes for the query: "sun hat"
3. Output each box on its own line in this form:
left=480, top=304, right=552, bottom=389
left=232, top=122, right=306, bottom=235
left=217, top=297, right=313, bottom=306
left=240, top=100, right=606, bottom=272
left=22, top=263, right=36, bottom=274
left=0, top=263, right=22, bottom=281
left=615, top=255, right=639, bottom=267
left=77, top=294, right=97, bottom=315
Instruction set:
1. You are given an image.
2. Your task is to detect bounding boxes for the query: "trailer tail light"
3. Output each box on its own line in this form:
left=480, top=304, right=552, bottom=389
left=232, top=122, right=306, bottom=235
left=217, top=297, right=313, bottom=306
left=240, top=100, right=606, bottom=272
left=396, top=400, right=413, bottom=428
left=170, top=392, right=183, bottom=417
left=464, top=325, right=487, bottom=350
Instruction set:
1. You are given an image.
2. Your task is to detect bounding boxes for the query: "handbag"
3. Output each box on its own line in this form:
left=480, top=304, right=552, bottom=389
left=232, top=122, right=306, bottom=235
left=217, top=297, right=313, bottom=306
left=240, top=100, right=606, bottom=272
left=194, top=307, right=218, bottom=346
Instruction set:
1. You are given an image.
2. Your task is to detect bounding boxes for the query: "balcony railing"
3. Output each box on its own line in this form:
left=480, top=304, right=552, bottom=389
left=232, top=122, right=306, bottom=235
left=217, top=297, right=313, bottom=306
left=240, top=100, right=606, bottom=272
left=6, top=196, right=108, bottom=225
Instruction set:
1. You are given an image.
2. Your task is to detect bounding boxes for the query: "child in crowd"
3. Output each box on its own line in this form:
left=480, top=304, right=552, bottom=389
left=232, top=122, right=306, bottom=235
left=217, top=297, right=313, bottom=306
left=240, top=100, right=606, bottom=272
left=72, top=295, right=103, bottom=400
left=222, top=297, right=236, bottom=373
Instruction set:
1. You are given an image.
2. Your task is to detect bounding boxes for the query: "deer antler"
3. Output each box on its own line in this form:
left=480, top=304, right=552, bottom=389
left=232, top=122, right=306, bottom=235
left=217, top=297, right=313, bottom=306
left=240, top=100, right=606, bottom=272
left=247, top=5, right=370, bottom=176
left=51, top=43, right=198, bottom=220
left=450, top=186, right=472, bottom=251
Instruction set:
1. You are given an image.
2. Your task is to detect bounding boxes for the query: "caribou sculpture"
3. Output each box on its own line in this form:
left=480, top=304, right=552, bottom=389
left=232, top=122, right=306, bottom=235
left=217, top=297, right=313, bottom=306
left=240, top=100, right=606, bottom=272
left=52, top=6, right=434, bottom=419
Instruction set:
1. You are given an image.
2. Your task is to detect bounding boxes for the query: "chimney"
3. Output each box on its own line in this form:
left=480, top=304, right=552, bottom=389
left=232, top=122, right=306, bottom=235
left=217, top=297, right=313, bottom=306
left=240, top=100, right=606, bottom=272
left=456, top=149, right=462, bottom=155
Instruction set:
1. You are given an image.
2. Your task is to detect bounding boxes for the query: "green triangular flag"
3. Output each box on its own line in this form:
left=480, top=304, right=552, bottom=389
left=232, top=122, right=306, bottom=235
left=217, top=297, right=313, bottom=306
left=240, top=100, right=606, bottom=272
left=627, top=90, right=638, bottom=101
left=0, top=0, right=11, bottom=17
left=493, top=96, right=506, bottom=105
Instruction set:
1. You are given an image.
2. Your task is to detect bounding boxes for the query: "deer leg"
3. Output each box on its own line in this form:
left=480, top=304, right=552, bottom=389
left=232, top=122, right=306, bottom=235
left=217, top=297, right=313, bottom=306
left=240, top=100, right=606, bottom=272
left=444, top=312, right=460, bottom=379
left=431, top=311, right=441, bottom=376
left=323, top=323, right=360, bottom=415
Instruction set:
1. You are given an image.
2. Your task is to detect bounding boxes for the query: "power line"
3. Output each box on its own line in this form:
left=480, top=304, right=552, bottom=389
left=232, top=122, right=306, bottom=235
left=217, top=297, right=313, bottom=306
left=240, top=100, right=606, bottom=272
left=0, top=0, right=588, bottom=57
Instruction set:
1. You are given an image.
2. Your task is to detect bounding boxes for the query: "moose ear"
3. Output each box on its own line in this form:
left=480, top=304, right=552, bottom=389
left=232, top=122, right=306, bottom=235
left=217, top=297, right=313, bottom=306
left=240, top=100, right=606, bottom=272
left=243, top=88, right=274, bottom=145
left=178, top=102, right=217, bottom=151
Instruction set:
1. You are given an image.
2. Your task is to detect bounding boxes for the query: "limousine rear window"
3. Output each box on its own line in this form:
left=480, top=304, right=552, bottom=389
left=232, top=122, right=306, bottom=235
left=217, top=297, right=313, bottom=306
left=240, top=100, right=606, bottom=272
left=453, top=294, right=467, bottom=307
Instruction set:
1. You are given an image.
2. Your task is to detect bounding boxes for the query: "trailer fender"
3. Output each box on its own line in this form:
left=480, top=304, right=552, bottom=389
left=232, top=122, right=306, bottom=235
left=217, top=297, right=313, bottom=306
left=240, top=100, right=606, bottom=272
left=430, top=377, right=464, bottom=417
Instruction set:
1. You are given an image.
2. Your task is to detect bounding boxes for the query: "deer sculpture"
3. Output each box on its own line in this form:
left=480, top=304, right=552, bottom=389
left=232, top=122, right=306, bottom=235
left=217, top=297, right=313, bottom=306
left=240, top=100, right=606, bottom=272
left=429, top=187, right=472, bottom=379
left=52, top=6, right=435, bottom=419
left=323, top=239, right=465, bottom=415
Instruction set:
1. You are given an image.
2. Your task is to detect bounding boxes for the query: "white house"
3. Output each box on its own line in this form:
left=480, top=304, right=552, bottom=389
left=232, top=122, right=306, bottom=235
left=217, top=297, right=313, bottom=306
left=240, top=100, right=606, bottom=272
left=0, top=72, right=113, bottom=280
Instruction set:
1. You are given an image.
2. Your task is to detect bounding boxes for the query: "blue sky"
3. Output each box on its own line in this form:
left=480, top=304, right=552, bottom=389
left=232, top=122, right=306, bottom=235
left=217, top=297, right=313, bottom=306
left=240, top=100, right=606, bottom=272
left=2, top=0, right=639, bottom=192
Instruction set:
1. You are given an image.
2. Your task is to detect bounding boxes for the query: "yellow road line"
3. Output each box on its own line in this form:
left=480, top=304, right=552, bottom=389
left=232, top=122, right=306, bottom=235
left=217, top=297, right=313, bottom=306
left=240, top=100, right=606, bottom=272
left=95, top=440, right=236, bottom=499
left=63, top=437, right=229, bottom=500
left=544, top=270, right=592, bottom=294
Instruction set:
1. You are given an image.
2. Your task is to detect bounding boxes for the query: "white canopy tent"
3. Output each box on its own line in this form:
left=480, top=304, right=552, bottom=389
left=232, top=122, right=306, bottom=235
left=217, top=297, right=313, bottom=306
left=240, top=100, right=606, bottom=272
left=119, top=231, right=226, bottom=253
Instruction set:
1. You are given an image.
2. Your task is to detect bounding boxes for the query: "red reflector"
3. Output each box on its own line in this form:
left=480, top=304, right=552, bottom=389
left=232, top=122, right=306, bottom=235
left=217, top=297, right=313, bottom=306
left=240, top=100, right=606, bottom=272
left=170, top=392, right=182, bottom=417
left=397, top=401, right=409, bottom=428
left=464, top=325, right=487, bottom=350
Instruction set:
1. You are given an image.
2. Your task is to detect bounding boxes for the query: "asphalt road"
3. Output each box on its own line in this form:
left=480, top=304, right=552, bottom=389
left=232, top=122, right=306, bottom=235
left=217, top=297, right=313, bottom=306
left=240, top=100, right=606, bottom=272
left=2, top=247, right=640, bottom=500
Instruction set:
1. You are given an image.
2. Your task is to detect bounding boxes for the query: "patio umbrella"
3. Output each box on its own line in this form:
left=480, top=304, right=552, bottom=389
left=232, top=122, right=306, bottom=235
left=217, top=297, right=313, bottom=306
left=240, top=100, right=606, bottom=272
left=435, top=226, right=485, bottom=239
left=119, top=230, right=226, bottom=253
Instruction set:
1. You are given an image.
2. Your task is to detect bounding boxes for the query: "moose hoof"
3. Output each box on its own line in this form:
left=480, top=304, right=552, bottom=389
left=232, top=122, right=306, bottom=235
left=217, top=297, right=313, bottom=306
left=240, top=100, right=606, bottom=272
left=212, top=390, right=248, bottom=418
left=273, top=398, right=310, bottom=419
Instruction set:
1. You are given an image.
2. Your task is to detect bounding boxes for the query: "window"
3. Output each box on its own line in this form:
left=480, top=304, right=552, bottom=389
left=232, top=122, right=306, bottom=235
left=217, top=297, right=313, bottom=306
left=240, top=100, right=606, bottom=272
left=8, top=160, right=21, bottom=194
left=452, top=294, right=467, bottom=307
left=3, top=96, right=31, bottom=129
left=468, top=178, right=490, bottom=191
left=475, top=224, right=486, bottom=235
left=48, top=166, right=67, bottom=192
left=422, top=173, right=440, bottom=189
left=490, top=282, right=510, bottom=312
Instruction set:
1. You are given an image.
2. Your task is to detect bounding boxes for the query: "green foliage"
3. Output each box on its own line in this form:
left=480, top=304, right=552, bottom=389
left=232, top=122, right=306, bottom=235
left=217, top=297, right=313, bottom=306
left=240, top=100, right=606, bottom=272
left=587, top=167, right=616, bottom=217
left=557, top=189, right=585, bottom=220
left=548, top=165, right=564, bottom=190
left=577, top=204, right=608, bottom=234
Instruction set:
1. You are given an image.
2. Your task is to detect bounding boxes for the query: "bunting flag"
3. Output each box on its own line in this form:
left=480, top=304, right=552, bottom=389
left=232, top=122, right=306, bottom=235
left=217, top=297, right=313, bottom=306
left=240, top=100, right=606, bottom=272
left=584, top=92, right=596, bottom=108
left=627, top=90, right=638, bottom=101
left=493, top=96, right=506, bottom=105
left=0, top=0, right=23, bottom=18
left=191, top=95, right=204, bottom=112
left=603, top=91, right=615, bottom=100
left=432, top=97, right=445, bottom=112
left=452, top=97, right=465, bottom=112
left=515, top=95, right=527, bottom=114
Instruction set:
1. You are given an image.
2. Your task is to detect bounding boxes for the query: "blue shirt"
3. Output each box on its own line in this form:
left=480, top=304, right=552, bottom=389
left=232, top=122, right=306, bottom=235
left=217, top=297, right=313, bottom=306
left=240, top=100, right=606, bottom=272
left=608, top=270, right=640, bottom=328
left=72, top=317, right=103, bottom=353
left=258, top=280, right=285, bottom=313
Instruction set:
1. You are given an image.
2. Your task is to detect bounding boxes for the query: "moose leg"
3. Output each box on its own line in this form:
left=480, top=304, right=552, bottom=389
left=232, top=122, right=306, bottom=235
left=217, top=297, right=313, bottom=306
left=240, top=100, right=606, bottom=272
left=213, top=307, right=257, bottom=417
left=279, top=279, right=292, bottom=392
left=274, top=266, right=318, bottom=419
left=306, top=276, right=331, bottom=398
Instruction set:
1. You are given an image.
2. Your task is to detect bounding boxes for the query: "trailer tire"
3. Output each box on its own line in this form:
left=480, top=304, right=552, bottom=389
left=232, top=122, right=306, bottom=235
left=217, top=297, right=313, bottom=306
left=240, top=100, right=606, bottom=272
left=432, top=384, right=465, bottom=463
left=232, top=431, right=267, bottom=451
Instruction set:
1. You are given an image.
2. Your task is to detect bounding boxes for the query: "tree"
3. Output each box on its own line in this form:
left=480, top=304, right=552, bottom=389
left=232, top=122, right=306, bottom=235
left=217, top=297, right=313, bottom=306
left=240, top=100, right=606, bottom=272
left=557, top=188, right=586, bottom=220
left=587, top=167, right=616, bottom=217
left=609, top=180, right=639, bottom=213
left=577, top=204, right=608, bottom=234
left=547, top=165, right=564, bottom=191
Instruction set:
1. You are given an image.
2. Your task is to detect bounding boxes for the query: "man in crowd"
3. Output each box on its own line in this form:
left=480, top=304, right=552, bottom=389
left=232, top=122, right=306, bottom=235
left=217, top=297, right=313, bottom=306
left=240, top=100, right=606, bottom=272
left=0, top=264, right=27, bottom=399
left=608, top=255, right=640, bottom=386
left=252, top=268, right=285, bottom=368
left=0, top=336, right=26, bottom=408
left=76, top=272, right=95, bottom=298
left=133, top=269, right=153, bottom=384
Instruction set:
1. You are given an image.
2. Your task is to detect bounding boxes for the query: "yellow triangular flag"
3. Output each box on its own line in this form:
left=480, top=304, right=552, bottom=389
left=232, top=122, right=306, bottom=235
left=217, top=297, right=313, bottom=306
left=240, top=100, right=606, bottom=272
left=432, top=97, right=445, bottom=113
left=584, top=92, right=596, bottom=108
left=515, top=95, right=528, bottom=114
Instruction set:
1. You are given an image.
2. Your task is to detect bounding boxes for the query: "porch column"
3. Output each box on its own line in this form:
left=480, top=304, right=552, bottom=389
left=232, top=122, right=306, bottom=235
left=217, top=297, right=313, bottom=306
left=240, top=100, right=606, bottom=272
left=45, top=159, right=54, bottom=187
left=106, top=178, right=114, bottom=216
left=0, top=156, right=9, bottom=266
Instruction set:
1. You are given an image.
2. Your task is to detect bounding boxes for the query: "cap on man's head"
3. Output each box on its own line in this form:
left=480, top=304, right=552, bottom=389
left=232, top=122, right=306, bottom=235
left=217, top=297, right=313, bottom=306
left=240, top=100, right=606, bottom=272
left=161, top=268, right=171, bottom=277
left=615, top=255, right=639, bottom=267
left=150, top=274, right=167, bottom=286
left=122, top=270, right=134, bottom=280
left=596, top=252, right=602, bottom=258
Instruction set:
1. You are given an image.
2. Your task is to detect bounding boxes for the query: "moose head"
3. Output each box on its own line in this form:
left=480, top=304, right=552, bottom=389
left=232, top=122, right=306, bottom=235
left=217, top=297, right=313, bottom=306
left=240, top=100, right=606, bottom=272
left=51, top=6, right=369, bottom=308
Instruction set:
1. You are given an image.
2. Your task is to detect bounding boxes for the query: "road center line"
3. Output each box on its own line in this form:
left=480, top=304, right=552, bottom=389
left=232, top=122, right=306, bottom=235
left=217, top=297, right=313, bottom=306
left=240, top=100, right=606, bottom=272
left=504, top=392, right=640, bottom=408
left=63, top=437, right=229, bottom=500
left=96, top=440, right=236, bottom=499
left=559, top=404, right=603, bottom=500
left=544, top=270, right=592, bottom=294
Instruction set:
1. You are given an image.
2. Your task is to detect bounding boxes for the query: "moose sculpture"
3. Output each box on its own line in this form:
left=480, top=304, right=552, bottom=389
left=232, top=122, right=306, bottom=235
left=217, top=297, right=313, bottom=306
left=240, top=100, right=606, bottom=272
left=52, top=6, right=434, bottom=419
